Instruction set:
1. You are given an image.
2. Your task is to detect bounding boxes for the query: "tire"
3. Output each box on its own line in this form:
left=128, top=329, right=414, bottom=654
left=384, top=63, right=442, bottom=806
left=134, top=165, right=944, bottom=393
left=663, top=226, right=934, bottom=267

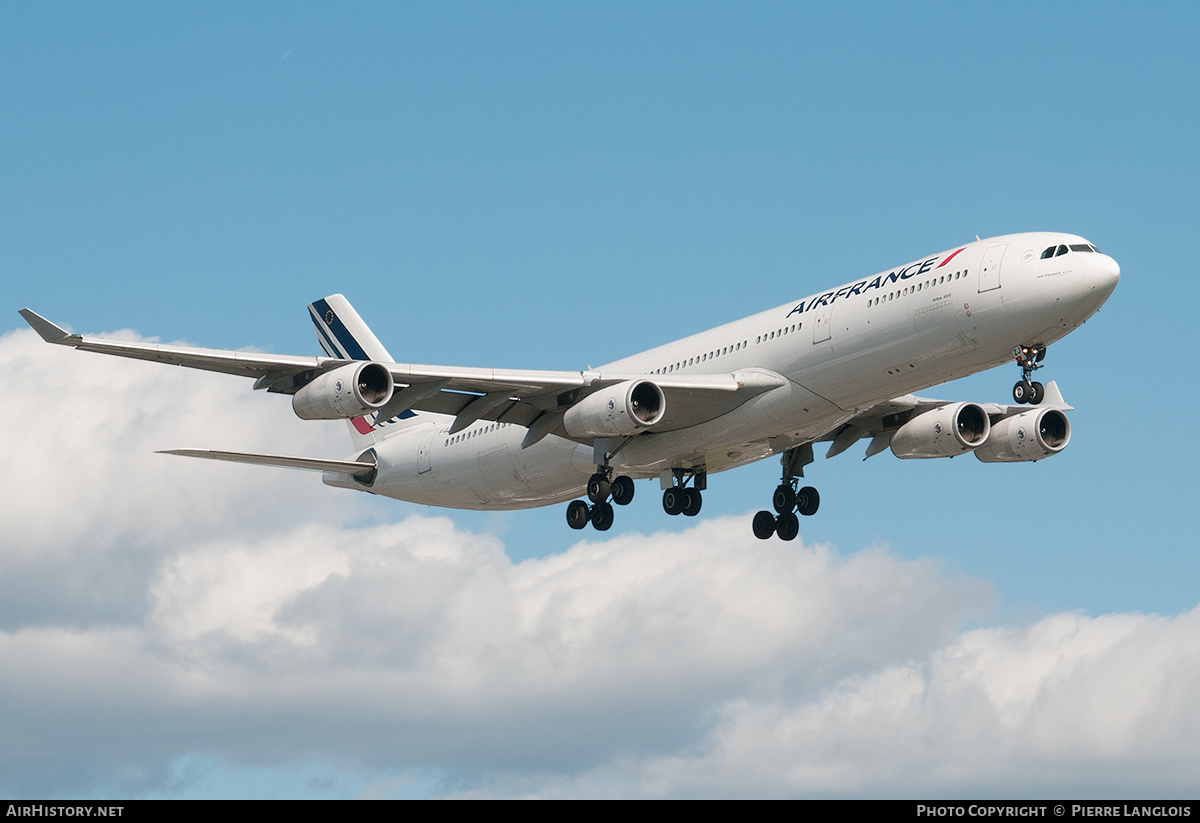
left=566, top=500, right=590, bottom=530
left=1029, top=381, right=1045, bottom=405
left=611, top=475, right=635, bottom=506
left=773, top=483, right=796, bottom=514
left=662, top=487, right=684, bottom=516
left=587, top=474, right=611, bottom=503
left=1013, top=380, right=1031, bottom=404
left=796, top=486, right=820, bottom=516
left=776, top=512, right=800, bottom=541
left=752, top=510, right=776, bottom=540
left=681, top=487, right=703, bottom=517
left=591, top=501, right=614, bottom=531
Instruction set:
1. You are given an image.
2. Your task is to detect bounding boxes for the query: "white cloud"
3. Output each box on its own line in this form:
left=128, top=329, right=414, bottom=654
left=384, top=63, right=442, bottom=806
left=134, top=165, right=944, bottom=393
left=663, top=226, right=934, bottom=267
left=3, top=327, right=1200, bottom=798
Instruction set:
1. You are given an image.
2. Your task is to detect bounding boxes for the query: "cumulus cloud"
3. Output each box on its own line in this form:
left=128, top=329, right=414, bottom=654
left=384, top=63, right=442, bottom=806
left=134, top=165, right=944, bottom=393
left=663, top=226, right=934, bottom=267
left=2, top=327, right=1199, bottom=798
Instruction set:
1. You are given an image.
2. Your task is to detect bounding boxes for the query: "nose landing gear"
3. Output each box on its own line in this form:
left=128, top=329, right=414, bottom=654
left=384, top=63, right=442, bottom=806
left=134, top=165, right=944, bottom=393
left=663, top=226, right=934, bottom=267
left=1012, top=345, right=1047, bottom=405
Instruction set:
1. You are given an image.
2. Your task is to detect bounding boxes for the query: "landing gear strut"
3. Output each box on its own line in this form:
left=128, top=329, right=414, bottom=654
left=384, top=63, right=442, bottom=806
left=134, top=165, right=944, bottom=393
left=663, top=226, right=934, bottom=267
left=753, top=444, right=819, bottom=540
left=1012, top=344, right=1047, bottom=405
left=565, top=448, right=636, bottom=531
left=662, top=468, right=704, bottom=517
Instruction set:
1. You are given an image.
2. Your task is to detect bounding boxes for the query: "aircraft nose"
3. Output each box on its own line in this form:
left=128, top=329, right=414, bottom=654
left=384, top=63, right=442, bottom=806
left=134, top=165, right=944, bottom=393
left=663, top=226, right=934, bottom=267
left=1090, top=253, right=1121, bottom=298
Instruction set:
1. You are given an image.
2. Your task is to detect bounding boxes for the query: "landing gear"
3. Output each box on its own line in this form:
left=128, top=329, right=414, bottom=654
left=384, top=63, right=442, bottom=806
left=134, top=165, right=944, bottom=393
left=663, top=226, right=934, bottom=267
left=753, top=445, right=819, bottom=540
left=776, top=511, right=800, bottom=541
left=611, top=475, right=635, bottom=506
left=1012, top=345, right=1047, bottom=405
left=796, top=485, right=819, bottom=517
left=590, top=501, right=614, bottom=531
left=566, top=499, right=591, bottom=530
left=566, top=468, right=635, bottom=531
left=661, top=468, right=705, bottom=518
left=752, top=510, right=777, bottom=540
left=662, top=484, right=702, bottom=517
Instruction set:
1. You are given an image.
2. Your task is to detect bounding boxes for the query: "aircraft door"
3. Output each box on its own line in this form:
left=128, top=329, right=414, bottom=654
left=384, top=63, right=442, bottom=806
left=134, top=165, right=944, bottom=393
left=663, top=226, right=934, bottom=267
left=811, top=303, right=833, bottom=343
left=418, top=426, right=437, bottom=474
left=978, top=244, right=1006, bottom=292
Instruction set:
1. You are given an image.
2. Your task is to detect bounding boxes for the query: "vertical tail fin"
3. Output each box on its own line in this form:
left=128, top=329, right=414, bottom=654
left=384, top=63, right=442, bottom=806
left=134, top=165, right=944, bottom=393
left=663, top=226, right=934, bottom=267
left=307, top=294, right=418, bottom=448
left=308, top=294, right=394, bottom=363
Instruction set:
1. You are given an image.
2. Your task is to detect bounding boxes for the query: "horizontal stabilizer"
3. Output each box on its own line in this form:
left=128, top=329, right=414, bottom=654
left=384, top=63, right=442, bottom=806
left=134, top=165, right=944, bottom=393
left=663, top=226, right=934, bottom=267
left=158, top=449, right=375, bottom=477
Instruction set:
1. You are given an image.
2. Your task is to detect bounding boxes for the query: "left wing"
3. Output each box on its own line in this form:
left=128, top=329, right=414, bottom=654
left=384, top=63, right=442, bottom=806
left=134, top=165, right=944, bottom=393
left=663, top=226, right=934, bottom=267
left=19, top=308, right=785, bottom=444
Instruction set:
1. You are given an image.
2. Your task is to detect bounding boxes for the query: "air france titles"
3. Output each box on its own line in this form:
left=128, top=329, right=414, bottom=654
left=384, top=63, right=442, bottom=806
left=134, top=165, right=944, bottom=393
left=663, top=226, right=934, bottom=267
left=786, top=255, right=942, bottom=318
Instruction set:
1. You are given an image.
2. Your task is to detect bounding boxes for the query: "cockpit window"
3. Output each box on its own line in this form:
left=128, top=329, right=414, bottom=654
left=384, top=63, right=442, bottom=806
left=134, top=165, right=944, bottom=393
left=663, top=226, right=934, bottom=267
left=1069, top=244, right=1094, bottom=252
left=1055, top=245, right=1069, bottom=257
left=1041, top=246, right=1057, bottom=259
left=1090, top=244, right=1102, bottom=253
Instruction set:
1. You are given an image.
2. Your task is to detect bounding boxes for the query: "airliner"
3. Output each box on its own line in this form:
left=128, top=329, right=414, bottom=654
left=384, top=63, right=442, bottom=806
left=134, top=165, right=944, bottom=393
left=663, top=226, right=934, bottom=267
left=20, top=231, right=1119, bottom=539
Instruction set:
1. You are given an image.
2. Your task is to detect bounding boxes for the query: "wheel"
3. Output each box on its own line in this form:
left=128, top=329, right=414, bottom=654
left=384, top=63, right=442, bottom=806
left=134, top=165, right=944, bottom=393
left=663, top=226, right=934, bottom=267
left=1028, top=381, right=1045, bottom=405
left=776, top=512, right=800, bottom=541
left=611, top=475, right=635, bottom=506
left=662, top=487, right=684, bottom=516
left=796, top=486, right=820, bottom=516
left=1013, top=380, right=1032, bottom=404
left=587, top=473, right=611, bottom=503
left=590, top=501, right=614, bottom=531
left=752, top=510, right=777, bottom=540
left=681, top=487, right=703, bottom=517
left=772, top=483, right=796, bottom=514
left=566, top=499, right=590, bottom=530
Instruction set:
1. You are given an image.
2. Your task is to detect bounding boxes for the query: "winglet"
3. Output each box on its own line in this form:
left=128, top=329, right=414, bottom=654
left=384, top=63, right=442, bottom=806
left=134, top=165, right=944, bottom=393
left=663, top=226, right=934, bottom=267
left=1041, top=380, right=1067, bottom=407
left=18, top=309, right=76, bottom=344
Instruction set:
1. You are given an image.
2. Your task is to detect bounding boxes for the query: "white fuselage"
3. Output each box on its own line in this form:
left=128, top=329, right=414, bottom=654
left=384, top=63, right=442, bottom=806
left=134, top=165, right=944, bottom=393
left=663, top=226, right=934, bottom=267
left=354, top=232, right=1119, bottom=510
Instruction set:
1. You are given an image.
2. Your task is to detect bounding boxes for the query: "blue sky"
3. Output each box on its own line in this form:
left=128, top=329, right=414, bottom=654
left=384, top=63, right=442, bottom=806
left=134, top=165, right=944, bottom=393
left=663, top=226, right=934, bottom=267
left=2, top=1, right=1199, bottom=798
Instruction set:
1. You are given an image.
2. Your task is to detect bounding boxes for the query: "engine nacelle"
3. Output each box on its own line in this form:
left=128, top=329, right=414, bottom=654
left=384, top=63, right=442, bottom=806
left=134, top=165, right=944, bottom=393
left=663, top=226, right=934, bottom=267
left=563, top=380, right=666, bottom=438
left=890, top=402, right=990, bottom=459
left=292, top=362, right=394, bottom=420
left=974, top=408, right=1071, bottom=463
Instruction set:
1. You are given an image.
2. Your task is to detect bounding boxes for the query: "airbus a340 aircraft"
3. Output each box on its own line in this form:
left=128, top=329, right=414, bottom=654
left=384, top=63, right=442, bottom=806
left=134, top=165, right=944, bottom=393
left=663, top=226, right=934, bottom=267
left=21, top=231, right=1118, bottom=539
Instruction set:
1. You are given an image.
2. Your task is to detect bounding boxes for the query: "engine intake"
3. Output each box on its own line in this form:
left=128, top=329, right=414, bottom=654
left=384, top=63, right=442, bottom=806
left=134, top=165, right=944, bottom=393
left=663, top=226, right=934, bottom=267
left=891, top=402, right=990, bottom=459
left=975, top=408, right=1071, bottom=463
left=563, top=380, right=666, bottom=438
left=292, top=362, right=394, bottom=420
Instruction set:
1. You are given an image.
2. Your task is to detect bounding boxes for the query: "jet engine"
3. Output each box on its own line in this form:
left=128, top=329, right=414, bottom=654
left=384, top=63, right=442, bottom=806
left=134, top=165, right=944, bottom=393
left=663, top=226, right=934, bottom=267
left=292, top=362, right=394, bottom=420
left=974, top=408, right=1071, bottom=463
left=563, top=380, right=666, bottom=438
left=890, top=402, right=990, bottom=459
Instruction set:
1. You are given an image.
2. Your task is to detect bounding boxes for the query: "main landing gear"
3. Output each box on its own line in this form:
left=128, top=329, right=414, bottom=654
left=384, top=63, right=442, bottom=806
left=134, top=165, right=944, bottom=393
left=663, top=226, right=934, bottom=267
left=753, top=445, right=819, bottom=540
left=565, top=468, right=636, bottom=532
left=662, top=469, right=704, bottom=518
left=1012, top=344, right=1047, bottom=405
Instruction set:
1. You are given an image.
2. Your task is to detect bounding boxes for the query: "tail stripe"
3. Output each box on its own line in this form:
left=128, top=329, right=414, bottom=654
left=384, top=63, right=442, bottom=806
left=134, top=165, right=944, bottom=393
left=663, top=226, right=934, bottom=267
left=309, top=299, right=370, bottom=361
left=309, top=306, right=348, bottom=359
